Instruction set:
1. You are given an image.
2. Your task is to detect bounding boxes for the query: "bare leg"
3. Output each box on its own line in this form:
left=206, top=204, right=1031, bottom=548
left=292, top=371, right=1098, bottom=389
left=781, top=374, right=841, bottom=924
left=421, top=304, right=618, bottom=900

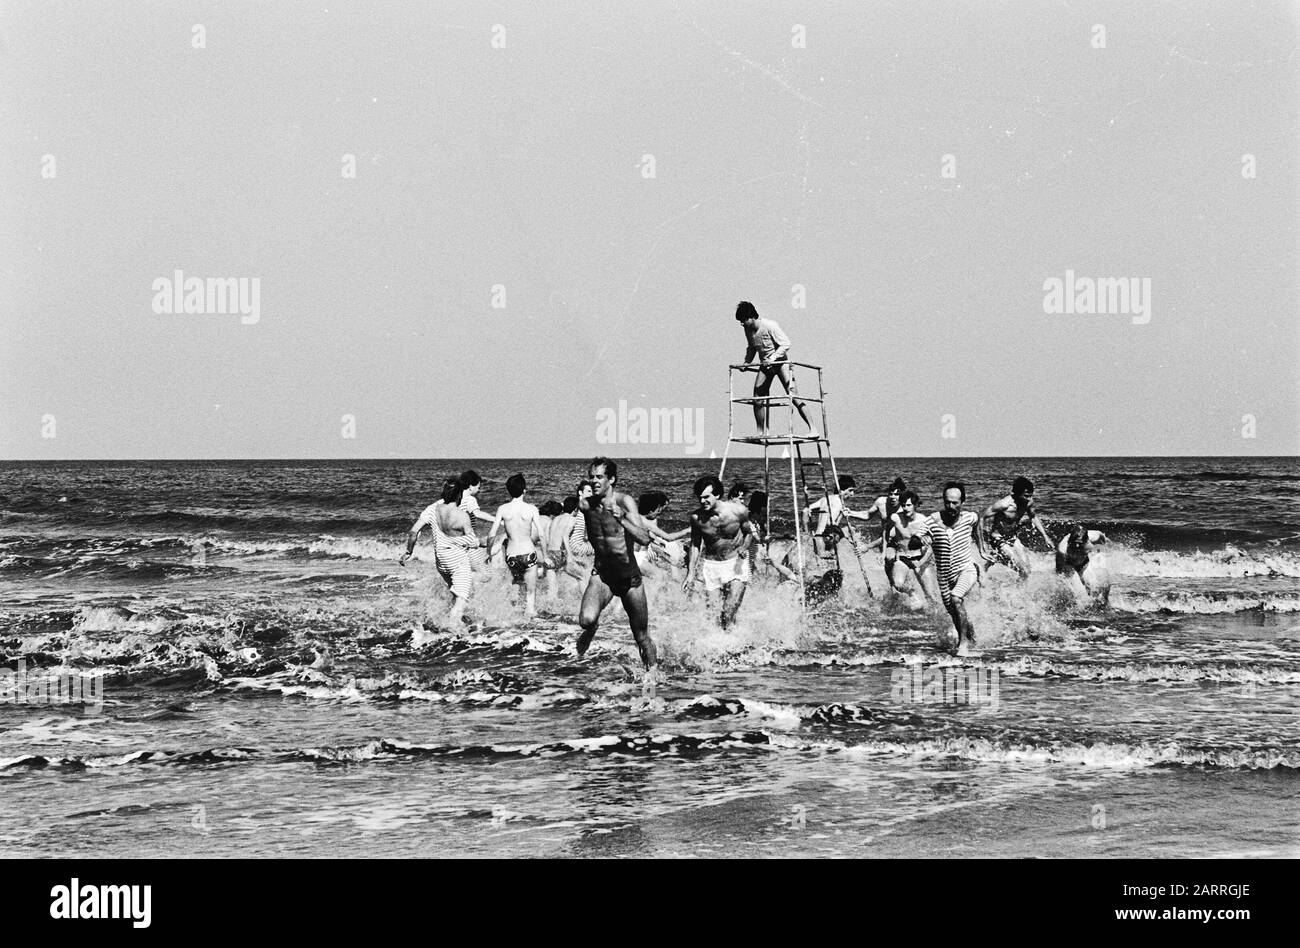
left=620, top=583, right=656, bottom=670
left=912, top=558, right=942, bottom=604
left=884, top=550, right=902, bottom=590
left=1010, top=539, right=1032, bottom=579
left=773, top=363, right=816, bottom=433
left=753, top=370, right=773, bottom=435
left=448, top=592, right=467, bottom=625
left=576, top=573, right=613, bottom=657
left=721, top=581, right=748, bottom=628
left=523, top=564, right=538, bottom=618
left=946, top=596, right=977, bottom=654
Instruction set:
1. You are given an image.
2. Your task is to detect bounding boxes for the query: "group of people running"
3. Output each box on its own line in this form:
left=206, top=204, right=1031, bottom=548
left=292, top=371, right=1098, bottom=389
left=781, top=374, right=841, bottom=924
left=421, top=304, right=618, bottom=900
left=399, top=459, right=1112, bottom=683
left=399, top=301, right=1112, bottom=683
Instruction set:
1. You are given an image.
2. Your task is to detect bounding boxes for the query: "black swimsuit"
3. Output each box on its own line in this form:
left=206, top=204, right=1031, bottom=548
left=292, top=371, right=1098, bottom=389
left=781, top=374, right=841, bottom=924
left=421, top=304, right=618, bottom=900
left=592, top=521, right=643, bottom=596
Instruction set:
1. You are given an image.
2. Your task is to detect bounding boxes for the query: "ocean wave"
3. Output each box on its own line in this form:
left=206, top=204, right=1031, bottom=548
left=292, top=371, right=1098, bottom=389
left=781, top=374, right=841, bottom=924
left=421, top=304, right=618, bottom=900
left=831, top=735, right=1300, bottom=771
left=5, top=728, right=1293, bottom=774
left=0, top=731, right=775, bottom=774
left=1110, top=590, right=1300, bottom=614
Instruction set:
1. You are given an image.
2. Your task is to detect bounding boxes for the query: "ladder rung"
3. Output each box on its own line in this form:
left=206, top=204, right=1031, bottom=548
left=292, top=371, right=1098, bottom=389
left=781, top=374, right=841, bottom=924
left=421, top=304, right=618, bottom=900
left=731, top=396, right=825, bottom=405
left=729, top=435, right=826, bottom=445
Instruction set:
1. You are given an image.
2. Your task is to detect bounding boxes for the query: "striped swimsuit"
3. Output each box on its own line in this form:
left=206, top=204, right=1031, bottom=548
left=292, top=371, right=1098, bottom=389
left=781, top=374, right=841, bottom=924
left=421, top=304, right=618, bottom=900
left=926, top=510, right=979, bottom=604
left=569, top=513, right=594, bottom=559
left=416, top=502, right=475, bottom=598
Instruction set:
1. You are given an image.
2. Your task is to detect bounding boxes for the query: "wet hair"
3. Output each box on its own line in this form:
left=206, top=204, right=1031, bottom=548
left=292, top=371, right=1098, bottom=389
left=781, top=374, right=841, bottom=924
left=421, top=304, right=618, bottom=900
left=899, top=489, right=920, bottom=507
left=735, top=300, right=759, bottom=322
left=562, top=496, right=580, bottom=514
left=506, top=473, right=526, bottom=498
left=749, top=490, right=769, bottom=526
left=458, top=469, right=481, bottom=488
left=440, top=478, right=464, bottom=505
left=942, top=480, right=966, bottom=501
left=888, top=477, right=907, bottom=493
left=539, top=500, right=564, bottom=517
left=836, top=474, right=857, bottom=491
left=727, top=481, right=749, bottom=500
left=576, top=479, right=594, bottom=495
left=1012, top=476, right=1034, bottom=495
left=638, top=490, right=669, bottom=516
left=693, top=474, right=725, bottom=499
left=588, top=457, right=617, bottom=481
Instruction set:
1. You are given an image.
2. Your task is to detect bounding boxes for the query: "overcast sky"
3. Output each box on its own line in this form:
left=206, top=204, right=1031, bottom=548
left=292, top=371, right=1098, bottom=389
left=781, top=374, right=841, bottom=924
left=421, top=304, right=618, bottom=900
left=1, top=0, right=1296, bottom=459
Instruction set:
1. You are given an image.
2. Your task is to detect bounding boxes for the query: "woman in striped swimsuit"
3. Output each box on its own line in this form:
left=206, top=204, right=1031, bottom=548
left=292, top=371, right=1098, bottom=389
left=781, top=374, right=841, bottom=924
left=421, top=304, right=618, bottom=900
left=400, top=478, right=485, bottom=625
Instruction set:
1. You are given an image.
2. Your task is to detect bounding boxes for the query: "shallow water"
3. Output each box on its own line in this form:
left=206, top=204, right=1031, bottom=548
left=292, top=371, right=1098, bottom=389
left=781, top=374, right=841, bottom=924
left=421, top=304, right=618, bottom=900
left=1, top=458, right=1297, bottom=857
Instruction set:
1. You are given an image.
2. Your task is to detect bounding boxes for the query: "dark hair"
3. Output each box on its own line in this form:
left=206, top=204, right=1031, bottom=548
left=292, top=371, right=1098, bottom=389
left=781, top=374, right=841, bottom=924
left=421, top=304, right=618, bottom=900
left=1012, top=476, right=1034, bottom=495
left=576, top=479, right=594, bottom=494
left=836, top=474, right=857, bottom=491
left=458, top=469, right=481, bottom=488
left=588, top=457, right=617, bottom=481
left=899, top=489, right=920, bottom=507
left=889, top=477, right=907, bottom=493
left=727, top=481, right=749, bottom=500
left=749, top=490, right=769, bottom=526
left=693, top=474, right=725, bottom=499
left=735, top=300, right=759, bottom=322
left=539, top=500, right=564, bottom=517
left=562, top=496, right=580, bottom=514
left=638, top=491, right=669, bottom=516
left=942, top=480, right=966, bottom=501
left=506, top=473, right=526, bottom=498
left=440, top=478, right=464, bottom=505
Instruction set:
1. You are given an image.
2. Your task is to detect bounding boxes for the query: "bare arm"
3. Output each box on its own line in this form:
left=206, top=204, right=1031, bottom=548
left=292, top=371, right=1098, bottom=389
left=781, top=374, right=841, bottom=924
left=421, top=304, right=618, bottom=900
left=400, top=509, right=436, bottom=563
left=682, top=514, right=703, bottom=589
left=486, top=507, right=505, bottom=544
left=613, top=494, right=652, bottom=546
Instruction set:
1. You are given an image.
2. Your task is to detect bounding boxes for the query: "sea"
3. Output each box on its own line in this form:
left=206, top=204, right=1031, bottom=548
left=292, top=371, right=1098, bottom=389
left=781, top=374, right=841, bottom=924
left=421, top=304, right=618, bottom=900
left=1, top=457, right=1297, bottom=858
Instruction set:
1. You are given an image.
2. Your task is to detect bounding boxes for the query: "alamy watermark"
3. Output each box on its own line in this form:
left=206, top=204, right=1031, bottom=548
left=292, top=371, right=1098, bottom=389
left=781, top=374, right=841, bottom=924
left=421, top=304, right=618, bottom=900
left=1042, top=270, right=1151, bottom=325
left=890, top=665, right=999, bottom=712
left=151, top=270, right=261, bottom=324
left=0, top=660, right=104, bottom=711
left=595, top=399, right=704, bottom=454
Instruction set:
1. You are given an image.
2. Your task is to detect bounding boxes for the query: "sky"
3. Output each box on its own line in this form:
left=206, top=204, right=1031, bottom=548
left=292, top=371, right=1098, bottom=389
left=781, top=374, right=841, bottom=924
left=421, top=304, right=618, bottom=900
left=1, top=0, right=1297, bottom=459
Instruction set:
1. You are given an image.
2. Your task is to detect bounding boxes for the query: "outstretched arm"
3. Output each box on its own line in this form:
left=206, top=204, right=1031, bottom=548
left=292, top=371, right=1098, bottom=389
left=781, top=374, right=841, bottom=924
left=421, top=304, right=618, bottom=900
left=400, top=510, right=435, bottom=564
left=682, top=515, right=703, bottom=590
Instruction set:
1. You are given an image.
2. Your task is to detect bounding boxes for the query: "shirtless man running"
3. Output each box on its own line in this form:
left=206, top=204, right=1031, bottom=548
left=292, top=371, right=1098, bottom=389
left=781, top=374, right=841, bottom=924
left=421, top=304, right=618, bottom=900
left=885, top=489, right=941, bottom=602
left=634, top=491, right=690, bottom=578
left=576, top=458, right=658, bottom=681
left=486, top=473, right=545, bottom=618
left=862, top=478, right=907, bottom=588
left=1056, top=524, right=1112, bottom=605
left=543, top=496, right=577, bottom=595
left=980, top=476, right=1054, bottom=578
left=683, top=475, right=757, bottom=629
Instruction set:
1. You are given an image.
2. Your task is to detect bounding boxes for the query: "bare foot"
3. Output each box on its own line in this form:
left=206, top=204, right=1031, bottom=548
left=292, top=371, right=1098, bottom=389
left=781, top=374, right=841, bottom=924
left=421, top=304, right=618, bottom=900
left=642, top=666, right=659, bottom=700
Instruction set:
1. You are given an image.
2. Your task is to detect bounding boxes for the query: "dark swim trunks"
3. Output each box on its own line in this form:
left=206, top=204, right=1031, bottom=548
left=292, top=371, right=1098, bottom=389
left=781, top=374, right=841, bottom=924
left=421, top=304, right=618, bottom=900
left=592, top=556, right=643, bottom=597
left=507, top=552, right=538, bottom=583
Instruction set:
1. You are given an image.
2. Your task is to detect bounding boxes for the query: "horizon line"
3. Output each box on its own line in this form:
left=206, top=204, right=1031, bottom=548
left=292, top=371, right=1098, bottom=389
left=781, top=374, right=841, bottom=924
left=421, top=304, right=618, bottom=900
left=1, top=454, right=1296, bottom=463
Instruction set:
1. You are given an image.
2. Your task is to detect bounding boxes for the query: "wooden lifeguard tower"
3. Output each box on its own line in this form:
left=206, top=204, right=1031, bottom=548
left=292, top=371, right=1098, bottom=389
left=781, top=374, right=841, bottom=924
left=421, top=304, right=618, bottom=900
left=718, top=361, right=865, bottom=612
